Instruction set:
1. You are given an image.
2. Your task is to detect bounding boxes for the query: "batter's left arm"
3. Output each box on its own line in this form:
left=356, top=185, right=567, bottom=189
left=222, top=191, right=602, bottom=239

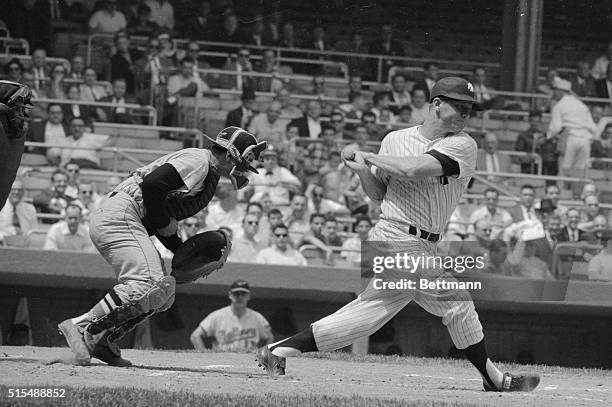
left=362, top=151, right=456, bottom=179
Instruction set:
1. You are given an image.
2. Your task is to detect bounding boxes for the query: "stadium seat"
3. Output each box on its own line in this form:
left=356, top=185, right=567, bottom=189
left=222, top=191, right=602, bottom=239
left=25, top=230, right=49, bottom=249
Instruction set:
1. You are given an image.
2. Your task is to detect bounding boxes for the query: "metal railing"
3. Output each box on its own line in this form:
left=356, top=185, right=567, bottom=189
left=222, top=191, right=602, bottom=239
left=0, top=36, right=29, bottom=54
left=92, top=122, right=205, bottom=147
left=32, top=98, right=158, bottom=125
left=0, top=53, right=70, bottom=70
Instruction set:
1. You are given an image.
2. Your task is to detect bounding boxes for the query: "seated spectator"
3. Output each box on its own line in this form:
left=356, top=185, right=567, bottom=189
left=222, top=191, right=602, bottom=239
left=184, top=41, right=214, bottom=85
left=591, top=123, right=612, bottom=170
left=515, top=110, right=547, bottom=174
left=392, top=104, right=412, bottom=125
left=26, top=103, right=70, bottom=164
left=63, top=85, right=96, bottom=127
left=156, top=32, right=182, bottom=70
left=278, top=21, right=298, bottom=49
left=30, top=48, right=49, bottom=91
left=578, top=195, right=607, bottom=231
left=477, top=132, right=512, bottom=183
left=80, top=67, right=109, bottom=102
left=44, top=63, right=68, bottom=100
left=587, top=230, right=612, bottom=281
left=72, top=182, right=100, bottom=221
left=302, top=24, right=330, bottom=54
left=69, top=55, right=85, bottom=81
left=295, top=213, right=334, bottom=265
left=570, top=60, right=596, bottom=97
left=289, top=100, right=323, bottom=139
left=507, top=184, right=538, bottom=223
left=338, top=74, right=365, bottom=100
left=323, top=216, right=344, bottom=247
left=97, top=78, right=138, bottom=124
left=0, top=179, right=38, bottom=244
left=537, top=68, right=558, bottom=97
left=463, top=219, right=492, bottom=258
left=581, top=182, right=599, bottom=200
left=472, top=67, right=502, bottom=110
left=88, top=0, right=127, bottom=33
left=220, top=47, right=255, bottom=91
left=227, top=213, right=266, bottom=263
left=259, top=207, right=283, bottom=246
left=111, top=32, right=141, bottom=95
left=307, top=184, right=349, bottom=216
left=317, top=126, right=343, bottom=152
left=64, top=162, right=81, bottom=198
left=249, top=146, right=301, bottom=206
left=485, top=239, right=512, bottom=275
left=418, top=61, right=440, bottom=96
left=248, top=100, right=289, bottom=147
left=255, top=223, right=308, bottom=266
left=584, top=215, right=609, bottom=245
left=593, top=64, right=612, bottom=103
left=447, top=198, right=473, bottom=238
left=539, top=184, right=568, bottom=221
left=179, top=217, right=203, bottom=241
left=213, top=12, right=246, bottom=45
left=361, top=111, right=385, bottom=141
left=342, top=31, right=369, bottom=77
left=190, top=280, right=273, bottom=351
left=341, top=215, right=372, bottom=265
left=43, top=204, right=95, bottom=251
left=329, top=110, right=350, bottom=139
left=468, top=188, right=513, bottom=239
left=33, top=169, right=76, bottom=220
left=145, top=0, right=174, bottom=31
left=592, top=105, right=612, bottom=139
left=344, top=172, right=370, bottom=215
left=243, top=202, right=268, bottom=242
left=254, top=49, right=291, bottom=93
left=591, top=41, right=612, bottom=80
left=225, top=88, right=257, bottom=128
left=60, top=117, right=113, bottom=169
left=409, top=87, right=429, bottom=125
left=558, top=207, right=588, bottom=242
left=165, top=57, right=209, bottom=125
left=129, top=3, right=159, bottom=37
left=542, top=213, right=564, bottom=249
left=345, top=124, right=376, bottom=153
left=321, top=151, right=354, bottom=204
left=4, top=58, right=24, bottom=83
left=387, top=73, right=411, bottom=115
left=205, top=184, right=243, bottom=237
left=507, top=229, right=555, bottom=280
left=283, top=194, right=310, bottom=243
left=368, top=24, right=404, bottom=80
left=21, top=71, right=47, bottom=119
left=276, top=87, right=302, bottom=119
left=371, top=91, right=395, bottom=123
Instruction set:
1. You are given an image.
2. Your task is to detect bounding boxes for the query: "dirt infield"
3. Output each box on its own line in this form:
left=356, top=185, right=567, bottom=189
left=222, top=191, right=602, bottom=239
left=0, top=346, right=610, bottom=406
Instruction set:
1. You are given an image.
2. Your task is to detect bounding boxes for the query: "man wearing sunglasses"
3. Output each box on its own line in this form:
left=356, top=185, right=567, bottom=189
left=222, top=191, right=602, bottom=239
left=255, top=223, right=307, bottom=266
left=257, top=77, right=540, bottom=392
left=58, top=126, right=266, bottom=367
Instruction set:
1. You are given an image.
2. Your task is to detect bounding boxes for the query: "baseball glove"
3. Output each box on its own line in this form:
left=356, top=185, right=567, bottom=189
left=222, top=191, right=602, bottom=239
left=171, top=229, right=232, bottom=284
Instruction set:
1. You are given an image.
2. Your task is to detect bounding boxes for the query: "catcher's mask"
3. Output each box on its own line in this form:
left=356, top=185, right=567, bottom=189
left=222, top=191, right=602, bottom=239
left=207, top=126, right=267, bottom=190
left=0, top=80, right=34, bottom=139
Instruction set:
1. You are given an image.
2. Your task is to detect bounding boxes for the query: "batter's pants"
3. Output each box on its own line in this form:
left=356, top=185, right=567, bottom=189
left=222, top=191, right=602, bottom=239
left=312, top=234, right=484, bottom=351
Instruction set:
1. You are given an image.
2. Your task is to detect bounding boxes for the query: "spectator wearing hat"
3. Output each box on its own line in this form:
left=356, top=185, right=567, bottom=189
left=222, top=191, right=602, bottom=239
left=587, top=230, right=612, bottom=281
left=255, top=224, right=308, bottom=266
left=548, top=77, right=598, bottom=180
left=248, top=146, right=301, bottom=206
left=88, top=0, right=127, bottom=34
left=190, top=280, right=274, bottom=351
left=225, top=88, right=257, bottom=129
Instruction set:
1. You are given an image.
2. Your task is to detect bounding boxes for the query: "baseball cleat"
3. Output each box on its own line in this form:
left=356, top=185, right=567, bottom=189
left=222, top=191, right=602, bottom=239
left=483, top=372, right=540, bottom=392
left=255, top=346, right=286, bottom=377
left=84, top=330, right=132, bottom=367
left=57, top=319, right=91, bottom=366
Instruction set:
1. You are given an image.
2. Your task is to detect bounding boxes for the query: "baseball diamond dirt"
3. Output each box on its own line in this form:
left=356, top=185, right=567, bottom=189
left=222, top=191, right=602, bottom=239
left=0, top=346, right=610, bottom=406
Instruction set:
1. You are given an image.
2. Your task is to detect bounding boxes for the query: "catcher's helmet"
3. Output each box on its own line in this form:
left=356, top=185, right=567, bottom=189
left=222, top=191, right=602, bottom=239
left=0, top=80, right=34, bottom=139
left=206, top=126, right=267, bottom=189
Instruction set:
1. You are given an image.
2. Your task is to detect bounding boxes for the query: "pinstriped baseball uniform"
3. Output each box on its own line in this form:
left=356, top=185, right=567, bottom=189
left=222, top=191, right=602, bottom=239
left=312, top=125, right=484, bottom=351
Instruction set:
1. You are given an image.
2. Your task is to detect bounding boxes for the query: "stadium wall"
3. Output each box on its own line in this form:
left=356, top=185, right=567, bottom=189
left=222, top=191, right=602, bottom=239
left=0, top=249, right=611, bottom=368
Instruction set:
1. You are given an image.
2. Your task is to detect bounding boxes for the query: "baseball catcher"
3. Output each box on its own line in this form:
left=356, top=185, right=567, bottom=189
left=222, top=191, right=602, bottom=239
left=0, top=80, right=33, bottom=208
left=58, top=126, right=266, bottom=366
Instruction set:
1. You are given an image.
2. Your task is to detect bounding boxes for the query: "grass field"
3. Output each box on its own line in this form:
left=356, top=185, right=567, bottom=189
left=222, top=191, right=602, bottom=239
left=0, top=346, right=610, bottom=406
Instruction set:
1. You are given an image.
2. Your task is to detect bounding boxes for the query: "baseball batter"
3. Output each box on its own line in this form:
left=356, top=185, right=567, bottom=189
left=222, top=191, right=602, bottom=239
left=58, top=127, right=266, bottom=366
left=257, top=77, right=540, bottom=392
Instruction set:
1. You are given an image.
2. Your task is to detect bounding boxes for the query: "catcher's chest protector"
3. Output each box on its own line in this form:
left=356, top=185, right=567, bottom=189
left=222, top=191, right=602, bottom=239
left=165, top=169, right=221, bottom=221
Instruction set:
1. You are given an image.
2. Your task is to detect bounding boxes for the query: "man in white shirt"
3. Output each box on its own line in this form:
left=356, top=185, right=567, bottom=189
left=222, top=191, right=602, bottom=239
left=60, top=117, right=112, bottom=169
left=228, top=213, right=266, bottom=263
left=507, top=184, right=538, bottom=223
left=167, top=57, right=208, bottom=98
left=388, top=73, right=411, bottom=112
left=0, top=179, right=38, bottom=244
left=88, top=0, right=127, bottom=34
left=190, top=280, right=273, bottom=351
left=588, top=231, right=612, bottom=281
left=39, top=104, right=70, bottom=165
left=80, top=67, right=108, bottom=102
left=591, top=41, right=612, bottom=80
left=31, top=48, right=48, bottom=91
left=547, top=77, right=597, bottom=178
left=248, top=101, right=289, bottom=147
left=249, top=146, right=301, bottom=206
left=468, top=188, right=513, bottom=240
left=255, top=224, right=308, bottom=266
left=472, top=67, right=497, bottom=107
left=307, top=184, right=349, bottom=216
left=43, top=204, right=95, bottom=252
left=205, top=184, right=244, bottom=237
left=341, top=215, right=372, bottom=266
left=409, top=87, right=429, bottom=125
left=476, top=132, right=511, bottom=184
left=145, top=0, right=174, bottom=30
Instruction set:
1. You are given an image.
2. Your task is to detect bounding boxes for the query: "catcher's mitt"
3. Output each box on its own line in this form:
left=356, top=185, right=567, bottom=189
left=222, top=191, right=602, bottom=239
left=171, top=229, right=231, bottom=284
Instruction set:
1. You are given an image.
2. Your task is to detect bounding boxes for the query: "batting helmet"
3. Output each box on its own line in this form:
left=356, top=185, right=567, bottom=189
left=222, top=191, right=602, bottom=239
left=206, top=126, right=267, bottom=189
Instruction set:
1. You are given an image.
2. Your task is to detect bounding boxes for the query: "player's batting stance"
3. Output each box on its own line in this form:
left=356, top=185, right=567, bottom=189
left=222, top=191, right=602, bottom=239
left=257, top=77, right=540, bottom=392
left=0, top=81, right=33, bottom=208
left=58, top=127, right=266, bottom=366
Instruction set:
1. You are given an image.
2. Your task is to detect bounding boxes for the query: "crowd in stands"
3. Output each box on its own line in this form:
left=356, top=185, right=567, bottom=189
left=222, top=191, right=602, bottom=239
left=1, top=0, right=612, bottom=282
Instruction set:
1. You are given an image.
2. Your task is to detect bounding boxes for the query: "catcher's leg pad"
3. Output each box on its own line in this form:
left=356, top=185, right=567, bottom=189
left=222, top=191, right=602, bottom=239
left=171, top=229, right=232, bottom=284
left=86, top=276, right=176, bottom=335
